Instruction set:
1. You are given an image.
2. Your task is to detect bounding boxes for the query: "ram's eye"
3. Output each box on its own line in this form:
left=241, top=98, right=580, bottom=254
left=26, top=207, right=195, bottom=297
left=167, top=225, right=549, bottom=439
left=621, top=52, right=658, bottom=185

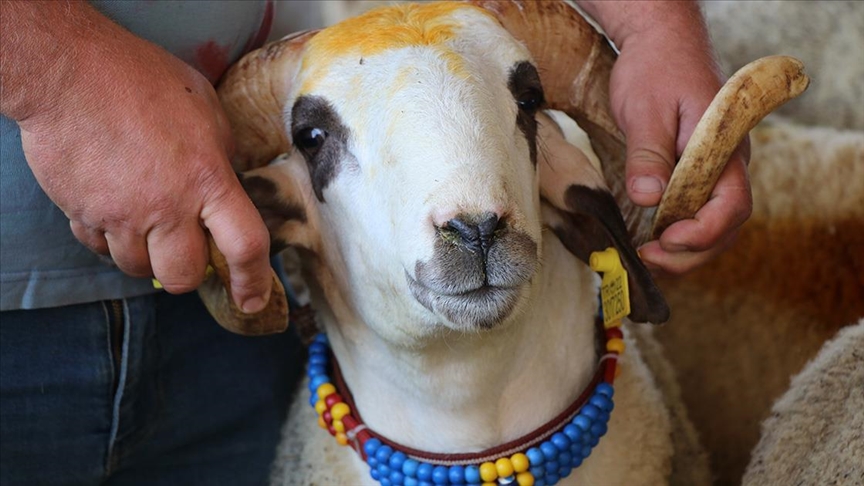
left=295, top=127, right=327, bottom=157
left=516, top=89, right=543, bottom=113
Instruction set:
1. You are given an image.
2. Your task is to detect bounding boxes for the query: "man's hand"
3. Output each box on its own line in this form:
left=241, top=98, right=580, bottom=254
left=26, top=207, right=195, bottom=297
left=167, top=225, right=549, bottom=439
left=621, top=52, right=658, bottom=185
left=578, top=1, right=752, bottom=276
left=0, top=1, right=272, bottom=312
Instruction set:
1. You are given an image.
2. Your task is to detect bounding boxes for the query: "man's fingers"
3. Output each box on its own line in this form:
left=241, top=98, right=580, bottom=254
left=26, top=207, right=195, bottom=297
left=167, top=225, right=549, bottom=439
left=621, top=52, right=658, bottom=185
left=201, top=186, right=272, bottom=314
left=104, top=230, right=152, bottom=278
left=147, top=223, right=209, bottom=294
left=657, top=152, right=751, bottom=253
left=70, top=220, right=109, bottom=255
left=639, top=229, right=739, bottom=277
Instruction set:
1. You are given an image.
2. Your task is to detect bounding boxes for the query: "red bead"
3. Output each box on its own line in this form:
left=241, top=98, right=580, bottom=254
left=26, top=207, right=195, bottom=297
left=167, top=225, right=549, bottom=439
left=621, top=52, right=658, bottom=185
left=343, top=415, right=359, bottom=430
left=605, top=327, right=623, bottom=340
left=325, top=394, right=344, bottom=408
left=323, top=411, right=332, bottom=423
left=604, top=360, right=618, bottom=384
left=327, top=424, right=337, bottom=436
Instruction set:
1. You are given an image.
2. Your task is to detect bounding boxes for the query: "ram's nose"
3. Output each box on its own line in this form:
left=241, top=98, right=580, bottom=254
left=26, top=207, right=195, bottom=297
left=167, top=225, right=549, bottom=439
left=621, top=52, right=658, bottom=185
left=440, top=212, right=504, bottom=256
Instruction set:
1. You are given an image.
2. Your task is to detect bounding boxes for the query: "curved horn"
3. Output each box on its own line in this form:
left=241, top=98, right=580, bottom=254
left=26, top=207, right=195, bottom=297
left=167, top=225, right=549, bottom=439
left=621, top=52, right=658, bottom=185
left=469, top=0, right=654, bottom=243
left=651, top=55, right=810, bottom=238
left=217, top=30, right=319, bottom=171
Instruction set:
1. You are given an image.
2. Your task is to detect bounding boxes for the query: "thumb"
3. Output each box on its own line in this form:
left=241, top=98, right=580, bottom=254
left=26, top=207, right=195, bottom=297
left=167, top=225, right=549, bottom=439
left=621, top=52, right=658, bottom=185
left=623, top=116, right=678, bottom=208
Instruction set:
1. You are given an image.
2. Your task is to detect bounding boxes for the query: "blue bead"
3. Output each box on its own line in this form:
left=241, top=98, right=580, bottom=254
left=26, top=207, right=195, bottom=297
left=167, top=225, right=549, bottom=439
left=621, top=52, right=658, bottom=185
left=308, top=341, right=327, bottom=353
left=596, top=382, right=614, bottom=397
left=368, top=457, right=379, bottom=469
left=364, top=438, right=383, bottom=457
left=589, top=435, right=600, bottom=447
left=417, top=463, right=434, bottom=481
left=591, top=422, right=608, bottom=437
left=432, top=466, right=448, bottom=484
left=466, top=484, right=482, bottom=486
left=419, top=482, right=434, bottom=486
left=313, top=333, right=329, bottom=344
left=499, top=475, right=516, bottom=485
left=544, top=473, right=560, bottom=485
left=563, top=424, right=582, bottom=443
left=581, top=446, right=592, bottom=459
left=464, top=465, right=481, bottom=483
left=402, top=459, right=420, bottom=478
left=390, top=470, right=406, bottom=485
left=307, top=364, right=327, bottom=377
left=308, top=392, right=319, bottom=407
left=551, top=432, right=571, bottom=451
left=308, top=374, right=329, bottom=392
left=581, top=404, right=601, bottom=420
left=545, top=460, right=559, bottom=473
left=309, top=353, right=328, bottom=366
left=540, top=441, right=559, bottom=461
left=389, top=452, right=407, bottom=470
left=526, top=447, right=545, bottom=466
left=599, top=411, right=611, bottom=423
left=559, top=464, right=573, bottom=478
left=573, top=415, right=592, bottom=431
left=534, top=481, right=546, bottom=486
left=589, top=394, right=613, bottom=412
left=558, top=451, right=572, bottom=468
left=571, top=454, right=583, bottom=468
left=381, top=478, right=392, bottom=486
left=530, top=465, right=546, bottom=478
left=371, top=468, right=381, bottom=480
left=448, top=465, right=465, bottom=484
left=405, top=478, right=419, bottom=486
left=582, top=433, right=592, bottom=445
left=376, top=445, right=394, bottom=463
left=378, top=465, right=392, bottom=478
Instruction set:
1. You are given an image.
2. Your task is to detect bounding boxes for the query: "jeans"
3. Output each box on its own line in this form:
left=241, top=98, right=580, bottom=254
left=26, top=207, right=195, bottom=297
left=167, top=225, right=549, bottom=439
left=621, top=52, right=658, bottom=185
left=0, top=291, right=304, bottom=485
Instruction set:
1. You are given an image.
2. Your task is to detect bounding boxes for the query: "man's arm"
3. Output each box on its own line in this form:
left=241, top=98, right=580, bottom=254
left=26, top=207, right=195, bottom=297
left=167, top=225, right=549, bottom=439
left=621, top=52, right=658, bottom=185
left=0, top=0, right=273, bottom=312
left=577, top=0, right=752, bottom=275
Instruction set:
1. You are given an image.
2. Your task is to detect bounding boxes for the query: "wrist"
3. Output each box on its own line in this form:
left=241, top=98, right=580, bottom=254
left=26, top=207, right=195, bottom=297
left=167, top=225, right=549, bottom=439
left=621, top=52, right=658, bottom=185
left=577, top=1, right=711, bottom=52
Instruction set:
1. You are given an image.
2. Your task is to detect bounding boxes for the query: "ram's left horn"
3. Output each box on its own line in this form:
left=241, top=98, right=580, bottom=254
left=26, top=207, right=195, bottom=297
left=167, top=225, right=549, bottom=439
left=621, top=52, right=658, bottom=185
left=652, top=55, right=810, bottom=239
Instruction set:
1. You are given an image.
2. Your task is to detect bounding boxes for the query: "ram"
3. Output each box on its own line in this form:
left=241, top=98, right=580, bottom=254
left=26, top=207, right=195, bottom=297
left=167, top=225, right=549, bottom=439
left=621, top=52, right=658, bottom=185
left=200, top=2, right=805, bottom=484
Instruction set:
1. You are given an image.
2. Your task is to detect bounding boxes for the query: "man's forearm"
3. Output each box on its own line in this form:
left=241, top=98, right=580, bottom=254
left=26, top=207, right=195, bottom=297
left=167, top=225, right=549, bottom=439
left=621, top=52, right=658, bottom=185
left=576, top=1, right=711, bottom=51
left=0, top=0, right=119, bottom=123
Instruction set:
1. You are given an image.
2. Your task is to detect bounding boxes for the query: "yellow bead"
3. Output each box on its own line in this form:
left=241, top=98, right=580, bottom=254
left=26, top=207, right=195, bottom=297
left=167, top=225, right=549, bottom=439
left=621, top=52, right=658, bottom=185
left=333, top=419, right=345, bottom=433
left=317, top=416, right=327, bottom=429
left=516, top=471, right=535, bottom=486
left=482, top=483, right=496, bottom=486
left=495, top=457, right=514, bottom=478
left=335, top=432, right=349, bottom=446
left=316, top=383, right=336, bottom=400
left=480, top=462, right=498, bottom=482
left=314, top=400, right=327, bottom=415
left=607, top=337, right=626, bottom=354
left=330, top=402, right=351, bottom=421
left=511, top=453, right=529, bottom=473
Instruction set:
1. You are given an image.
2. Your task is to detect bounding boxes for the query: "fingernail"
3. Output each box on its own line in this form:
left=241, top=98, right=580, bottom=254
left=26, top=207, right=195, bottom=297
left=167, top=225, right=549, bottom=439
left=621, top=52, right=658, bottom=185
left=241, top=296, right=267, bottom=314
left=632, top=176, right=664, bottom=194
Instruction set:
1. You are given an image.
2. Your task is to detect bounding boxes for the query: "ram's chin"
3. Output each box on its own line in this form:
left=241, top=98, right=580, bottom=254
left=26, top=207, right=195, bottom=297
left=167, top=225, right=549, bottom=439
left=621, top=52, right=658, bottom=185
left=407, top=278, right=529, bottom=331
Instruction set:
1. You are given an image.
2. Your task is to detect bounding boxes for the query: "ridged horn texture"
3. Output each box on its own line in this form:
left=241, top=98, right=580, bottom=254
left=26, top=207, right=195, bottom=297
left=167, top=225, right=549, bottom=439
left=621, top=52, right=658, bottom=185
left=469, top=0, right=656, bottom=245
left=217, top=30, right=319, bottom=172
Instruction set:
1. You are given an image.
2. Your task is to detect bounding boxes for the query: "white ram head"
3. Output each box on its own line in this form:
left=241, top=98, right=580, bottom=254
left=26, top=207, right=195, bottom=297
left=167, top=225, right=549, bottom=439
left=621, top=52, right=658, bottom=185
left=208, top=1, right=670, bottom=339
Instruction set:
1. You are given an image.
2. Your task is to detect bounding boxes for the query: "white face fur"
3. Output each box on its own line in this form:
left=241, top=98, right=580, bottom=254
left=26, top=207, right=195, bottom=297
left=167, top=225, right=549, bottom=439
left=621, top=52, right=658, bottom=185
left=285, top=6, right=549, bottom=340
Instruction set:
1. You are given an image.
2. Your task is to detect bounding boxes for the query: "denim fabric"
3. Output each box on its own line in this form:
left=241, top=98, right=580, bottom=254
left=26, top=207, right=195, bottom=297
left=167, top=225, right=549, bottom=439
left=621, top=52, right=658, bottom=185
left=0, top=291, right=304, bottom=485
left=0, top=0, right=273, bottom=311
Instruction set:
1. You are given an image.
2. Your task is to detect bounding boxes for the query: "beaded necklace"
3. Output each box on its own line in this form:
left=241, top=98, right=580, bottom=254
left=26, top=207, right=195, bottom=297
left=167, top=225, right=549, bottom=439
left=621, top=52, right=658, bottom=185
left=305, top=248, right=630, bottom=486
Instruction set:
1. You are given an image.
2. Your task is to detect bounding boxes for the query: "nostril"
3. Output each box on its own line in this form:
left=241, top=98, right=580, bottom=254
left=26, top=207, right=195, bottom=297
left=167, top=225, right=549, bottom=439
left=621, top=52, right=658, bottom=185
left=443, top=212, right=504, bottom=254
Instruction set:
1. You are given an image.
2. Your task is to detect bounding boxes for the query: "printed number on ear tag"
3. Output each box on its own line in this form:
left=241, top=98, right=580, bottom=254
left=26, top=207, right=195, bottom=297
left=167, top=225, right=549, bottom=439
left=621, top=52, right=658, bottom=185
left=589, top=248, right=631, bottom=327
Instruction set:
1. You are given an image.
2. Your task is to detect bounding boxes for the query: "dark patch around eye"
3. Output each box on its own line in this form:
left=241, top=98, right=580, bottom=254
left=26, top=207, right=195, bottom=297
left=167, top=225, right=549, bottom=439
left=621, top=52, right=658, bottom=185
left=507, top=61, right=545, bottom=167
left=291, top=95, right=352, bottom=202
left=239, top=173, right=307, bottom=254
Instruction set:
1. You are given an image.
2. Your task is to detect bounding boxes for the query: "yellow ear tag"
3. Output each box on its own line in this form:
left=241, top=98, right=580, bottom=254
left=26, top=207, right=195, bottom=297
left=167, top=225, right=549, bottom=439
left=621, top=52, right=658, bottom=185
left=151, top=265, right=215, bottom=290
left=589, top=248, right=630, bottom=328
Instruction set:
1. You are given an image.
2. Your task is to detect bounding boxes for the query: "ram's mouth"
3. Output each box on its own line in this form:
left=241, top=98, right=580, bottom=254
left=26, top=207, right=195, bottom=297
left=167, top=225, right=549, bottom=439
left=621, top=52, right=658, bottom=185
left=406, top=273, right=525, bottom=330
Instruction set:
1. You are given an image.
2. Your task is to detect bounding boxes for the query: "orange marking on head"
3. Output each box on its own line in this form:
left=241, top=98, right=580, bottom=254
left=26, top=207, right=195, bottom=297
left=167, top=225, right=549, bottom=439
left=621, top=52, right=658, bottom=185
left=299, top=3, right=492, bottom=93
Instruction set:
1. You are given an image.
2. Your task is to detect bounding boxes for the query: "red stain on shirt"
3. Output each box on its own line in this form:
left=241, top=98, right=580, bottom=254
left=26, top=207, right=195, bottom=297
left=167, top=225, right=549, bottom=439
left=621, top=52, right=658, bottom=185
left=195, top=41, right=231, bottom=84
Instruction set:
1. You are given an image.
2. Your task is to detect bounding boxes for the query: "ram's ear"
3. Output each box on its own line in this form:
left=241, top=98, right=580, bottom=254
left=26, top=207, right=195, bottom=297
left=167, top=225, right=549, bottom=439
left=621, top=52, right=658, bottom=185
left=538, top=113, right=669, bottom=324
left=197, top=152, right=321, bottom=336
